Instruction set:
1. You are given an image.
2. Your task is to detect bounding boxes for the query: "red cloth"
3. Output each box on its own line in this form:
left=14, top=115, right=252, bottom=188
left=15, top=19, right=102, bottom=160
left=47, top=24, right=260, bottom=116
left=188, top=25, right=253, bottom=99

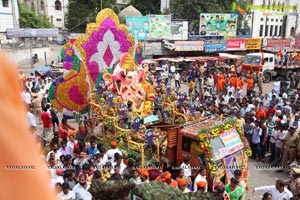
left=41, top=112, right=52, bottom=128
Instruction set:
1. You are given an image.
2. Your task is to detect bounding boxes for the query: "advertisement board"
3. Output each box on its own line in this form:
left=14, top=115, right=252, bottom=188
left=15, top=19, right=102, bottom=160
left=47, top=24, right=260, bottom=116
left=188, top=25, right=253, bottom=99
left=199, top=13, right=238, bottom=39
left=295, top=36, right=300, bottom=48
left=266, top=38, right=291, bottom=47
left=205, top=43, right=227, bottom=52
left=171, top=21, right=188, bottom=40
left=220, top=129, right=244, bottom=155
left=6, top=28, right=59, bottom=38
left=125, top=16, right=149, bottom=41
left=174, top=41, right=204, bottom=51
left=245, top=38, right=262, bottom=50
left=226, top=38, right=246, bottom=50
left=148, top=15, right=172, bottom=39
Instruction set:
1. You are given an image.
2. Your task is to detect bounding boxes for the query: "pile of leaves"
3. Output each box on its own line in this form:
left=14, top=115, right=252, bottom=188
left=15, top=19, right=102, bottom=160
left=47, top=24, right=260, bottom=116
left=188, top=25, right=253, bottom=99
left=135, top=181, right=217, bottom=200
left=89, top=180, right=135, bottom=200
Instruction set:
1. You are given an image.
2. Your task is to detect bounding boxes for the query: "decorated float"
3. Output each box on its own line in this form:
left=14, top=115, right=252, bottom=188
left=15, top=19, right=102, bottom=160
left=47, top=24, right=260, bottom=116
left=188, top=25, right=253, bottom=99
left=48, top=8, right=202, bottom=167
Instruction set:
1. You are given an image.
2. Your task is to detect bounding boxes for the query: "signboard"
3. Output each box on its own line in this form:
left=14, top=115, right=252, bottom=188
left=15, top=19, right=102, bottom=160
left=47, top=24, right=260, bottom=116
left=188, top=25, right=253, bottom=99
left=6, top=28, right=59, bottom=38
left=246, top=38, right=262, bottom=50
left=199, top=13, right=238, bottom=39
left=211, top=137, right=226, bottom=160
left=174, top=41, right=204, bottom=51
left=148, top=15, right=172, bottom=39
left=144, top=42, right=169, bottom=56
left=171, top=21, right=188, bottom=40
left=266, top=38, right=291, bottom=47
left=205, top=43, right=227, bottom=52
left=226, top=38, right=246, bottom=50
left=220, top=129, right=244, bottom=155
left=125, top=16, right=149, bottom=41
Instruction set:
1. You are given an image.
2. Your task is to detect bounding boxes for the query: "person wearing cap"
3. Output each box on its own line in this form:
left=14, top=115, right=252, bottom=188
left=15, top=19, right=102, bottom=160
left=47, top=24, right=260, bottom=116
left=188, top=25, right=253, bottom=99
left=106, top=141, right=122, bottom=163
left=286, top=168, right=300, bottom=199
left=276, top=122, right=299, bottom=173
left=156, top=171, right=178, bottom=188
left=196, top=181, right=207, bottom=192
left=267, top=120, right=277, bottom=163
left=138, top=169, right=149, bottom=183
left=178, top=179, right=190, bottom=193
left=57, top=182, right=75, bottom=200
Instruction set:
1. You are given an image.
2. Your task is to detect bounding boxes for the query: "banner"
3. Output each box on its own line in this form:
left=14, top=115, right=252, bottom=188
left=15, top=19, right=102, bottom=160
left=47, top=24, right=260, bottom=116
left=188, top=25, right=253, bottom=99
left=220, top=129, right=244, bottom=155
left=199, top=13, right=238, bottom=39
left=205, top=43, right=227, bottom=52
left=174, top=41, right=204, bottom=51
left=295, top=36, right=300, bottom=48
left=223, top=150, right=243, bottom=183
left=246, top=38, right=262, bottom=50
left=226, top=38, right=246, bottom=50
left=148, top=15, right=172, bottom=39
left=125, top=16, right=149, bottom=41
left=266, top=38, right=291, bottom=47
left=171, top=21, right=188, bottom=40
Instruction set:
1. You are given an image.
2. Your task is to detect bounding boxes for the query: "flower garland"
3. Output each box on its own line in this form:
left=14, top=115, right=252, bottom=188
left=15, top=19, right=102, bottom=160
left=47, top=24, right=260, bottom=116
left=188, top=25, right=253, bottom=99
left=197, top=118, right=252, bottom=175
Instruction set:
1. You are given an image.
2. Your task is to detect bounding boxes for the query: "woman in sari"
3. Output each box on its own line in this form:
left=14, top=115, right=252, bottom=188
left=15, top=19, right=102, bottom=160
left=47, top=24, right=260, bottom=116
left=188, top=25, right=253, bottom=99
left=225, top=177, right=244, bottom=200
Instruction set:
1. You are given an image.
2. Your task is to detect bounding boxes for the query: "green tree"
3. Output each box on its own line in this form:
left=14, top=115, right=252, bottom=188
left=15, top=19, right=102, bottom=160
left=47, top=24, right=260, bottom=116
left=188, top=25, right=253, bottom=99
left=128, top=0, right=161, bottom=15
left=65, top=0, right=117, bottom=33
left=19, top=4, right=52, bottom=28
left=169, top=0, right=234, bottom=32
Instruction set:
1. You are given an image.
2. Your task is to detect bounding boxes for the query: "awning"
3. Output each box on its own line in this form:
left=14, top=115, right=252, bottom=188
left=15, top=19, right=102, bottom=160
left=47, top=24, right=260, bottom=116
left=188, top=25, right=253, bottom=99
left=218, top=53, right=244, bottom=59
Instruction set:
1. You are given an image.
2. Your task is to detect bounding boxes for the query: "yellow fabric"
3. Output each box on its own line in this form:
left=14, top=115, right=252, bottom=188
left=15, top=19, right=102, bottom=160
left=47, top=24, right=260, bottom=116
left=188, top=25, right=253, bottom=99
left=0, top=51, right=56, bottom=200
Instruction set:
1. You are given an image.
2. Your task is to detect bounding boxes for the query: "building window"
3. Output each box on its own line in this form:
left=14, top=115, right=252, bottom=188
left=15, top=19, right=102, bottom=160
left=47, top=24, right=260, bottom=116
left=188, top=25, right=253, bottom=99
left=55, top=0, right=62, bottom=10
left=261, top=18, right=264, bottom=21
left=56, top=18, right=62, bottom=22
left=266, top=18, right=269, bottom=21
left=281, top=3, right=284, bottom=12
left=276, top=19, right=278, bottom=22
left=31, top=2, right=35, bottom=11
left=40, top=0, right=44, bottom=10
left=2, top=0, right=9, bottom=7
left=280, top=19, right=282, bottom=22
left=265, top=25, right=269, bottom=37
left=279, top=26, right=282, bottom=36
left=259, top=25, right=264, bottom=37
left=271, top=19, right=273, bottom=22
left=274, top=26, right=278, bottom=36
left=270, top=25, right=273, bottom=37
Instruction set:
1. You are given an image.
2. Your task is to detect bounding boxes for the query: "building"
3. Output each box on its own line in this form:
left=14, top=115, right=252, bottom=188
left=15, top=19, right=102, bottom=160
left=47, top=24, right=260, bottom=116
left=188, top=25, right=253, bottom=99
left=0, top=0, right=19, bottom=32
left=251, top=0, right=300, bottom=38
left=20, top=0, right=68, bottom=29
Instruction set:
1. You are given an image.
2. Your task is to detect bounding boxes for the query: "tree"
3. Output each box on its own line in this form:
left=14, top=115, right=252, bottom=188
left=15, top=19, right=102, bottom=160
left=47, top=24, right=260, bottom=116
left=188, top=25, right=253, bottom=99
left=128, top=0, right=161, bottom=15
left=65, top=0, right=117, bottom=33
left=169, top=0, right=234, bottom=32
left=19, top=4, right=52, bottom=28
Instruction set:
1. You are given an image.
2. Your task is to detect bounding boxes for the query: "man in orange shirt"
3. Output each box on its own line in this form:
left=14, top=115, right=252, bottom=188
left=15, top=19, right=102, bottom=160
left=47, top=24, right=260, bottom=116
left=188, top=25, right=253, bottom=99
left=229, top=73, right=238, bottom=88
left=216, top=76, right=225, bottom=94
left=0, top=51, right=56, bottom=200
left=246, top=75, right=254, bottom=96
left=256, top=102, right=267, bottom=121
left=238, top=77, right=244, bottom=90
left=156, top=171, right=178, bottom=188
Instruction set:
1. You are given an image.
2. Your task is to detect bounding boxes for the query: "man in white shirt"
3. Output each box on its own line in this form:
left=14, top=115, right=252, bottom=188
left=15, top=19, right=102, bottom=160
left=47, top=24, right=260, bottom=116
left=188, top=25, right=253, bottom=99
left=170, top=63, right=176, bottom=78
left=180, top=156, right=191, bottom=177
left=175, top=72, right=181, bottom=88
left=273, top=79, right=281, bottom=94
left=193, top=168, right=207, bottom=192
left=27, top=108, right=37, bottom=130
left=66, top=135, right=77, bottom=159
left=57, top=182, right=75, bottom=200
left=46, top=142, right=63, bottom=163
left=106, top=141, right=122, bottom=163
left=73, top=174, right=92, bottom=200
left=253, top=179, right=293, bottom=200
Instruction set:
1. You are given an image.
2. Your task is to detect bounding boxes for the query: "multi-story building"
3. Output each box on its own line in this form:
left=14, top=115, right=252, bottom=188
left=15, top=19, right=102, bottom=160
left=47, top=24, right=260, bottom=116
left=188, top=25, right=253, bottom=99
left=20, top=0, right=68, bottom=29
left=251, top=0, right=300, bottom=38
left=0, top=0, right=19, bottom=32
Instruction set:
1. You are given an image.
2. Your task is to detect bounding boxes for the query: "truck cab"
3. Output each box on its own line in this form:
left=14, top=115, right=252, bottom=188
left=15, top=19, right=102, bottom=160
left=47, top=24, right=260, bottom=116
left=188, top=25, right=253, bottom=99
left=242, top=52, right=275, bottom=82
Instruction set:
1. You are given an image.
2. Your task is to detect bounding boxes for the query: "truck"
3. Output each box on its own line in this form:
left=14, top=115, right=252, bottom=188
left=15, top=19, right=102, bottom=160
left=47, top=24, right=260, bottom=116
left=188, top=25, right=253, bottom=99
left=241, top=52, right=300, bottom=83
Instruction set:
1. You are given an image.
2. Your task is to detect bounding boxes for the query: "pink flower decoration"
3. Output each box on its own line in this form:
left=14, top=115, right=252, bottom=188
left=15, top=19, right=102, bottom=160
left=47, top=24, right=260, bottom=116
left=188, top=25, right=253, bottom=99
left=68, top=85, right=85, bottom=104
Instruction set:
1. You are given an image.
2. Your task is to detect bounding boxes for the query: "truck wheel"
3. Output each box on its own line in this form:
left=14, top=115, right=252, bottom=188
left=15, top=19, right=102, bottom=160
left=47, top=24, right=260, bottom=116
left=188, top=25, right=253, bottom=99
left=263, top=72, right=271, bottom=83
left=285, top=71, right=293, bottom=81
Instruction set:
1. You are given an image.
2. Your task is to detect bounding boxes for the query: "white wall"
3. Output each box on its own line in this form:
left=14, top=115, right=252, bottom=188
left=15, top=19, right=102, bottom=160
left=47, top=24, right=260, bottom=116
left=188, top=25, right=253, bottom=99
left=46, top=0, right=68, bottom=29
left=0, top=0, right=19, bottom=32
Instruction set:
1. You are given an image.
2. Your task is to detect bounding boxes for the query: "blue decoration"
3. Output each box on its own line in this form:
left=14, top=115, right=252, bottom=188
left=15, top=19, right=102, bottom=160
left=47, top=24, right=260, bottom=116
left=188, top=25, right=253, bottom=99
left=106, top=92, right=114, bottom=106
left=190, top=102, right=196, bottom=116
left=156, top=75, right=162, bottom=88
left=145, top=129, right=154, bottom=147
left=166, top=82, right=171, bottom=95
left=132, top=116, right=141, bottom=132
left=119, top=103, right=128, bottom=119
left=178, top=93, right=185, bottom=106
left=96, top=79, right=107, bottom=95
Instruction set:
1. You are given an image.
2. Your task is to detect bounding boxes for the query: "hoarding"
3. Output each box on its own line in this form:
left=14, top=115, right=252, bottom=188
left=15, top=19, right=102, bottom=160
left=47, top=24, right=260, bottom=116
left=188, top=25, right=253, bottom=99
left=205, top=43, right=227, bottom=52
left=199, top=13, right=238, bottom=39
left=245, top=38, right=262, bottom=50
left=174, top=41, right=204, bottom=51
left=171, top=21, right=188, bottom=40
left=125, top=16, right=149, bottom=41
left=266, top=38, right=291, bottom=47
left=226, top=38, right=246, bottom=50
left=295, top=36, right=300, bottom=48
left=6, top=28, right=59, bottom=38
left=148, top=15, right=172, bottom=39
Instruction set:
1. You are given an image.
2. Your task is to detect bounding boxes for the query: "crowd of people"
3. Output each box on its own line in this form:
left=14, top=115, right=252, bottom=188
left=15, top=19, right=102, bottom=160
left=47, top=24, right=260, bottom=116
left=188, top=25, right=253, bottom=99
left=21, top=58, right=300, bottom=200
